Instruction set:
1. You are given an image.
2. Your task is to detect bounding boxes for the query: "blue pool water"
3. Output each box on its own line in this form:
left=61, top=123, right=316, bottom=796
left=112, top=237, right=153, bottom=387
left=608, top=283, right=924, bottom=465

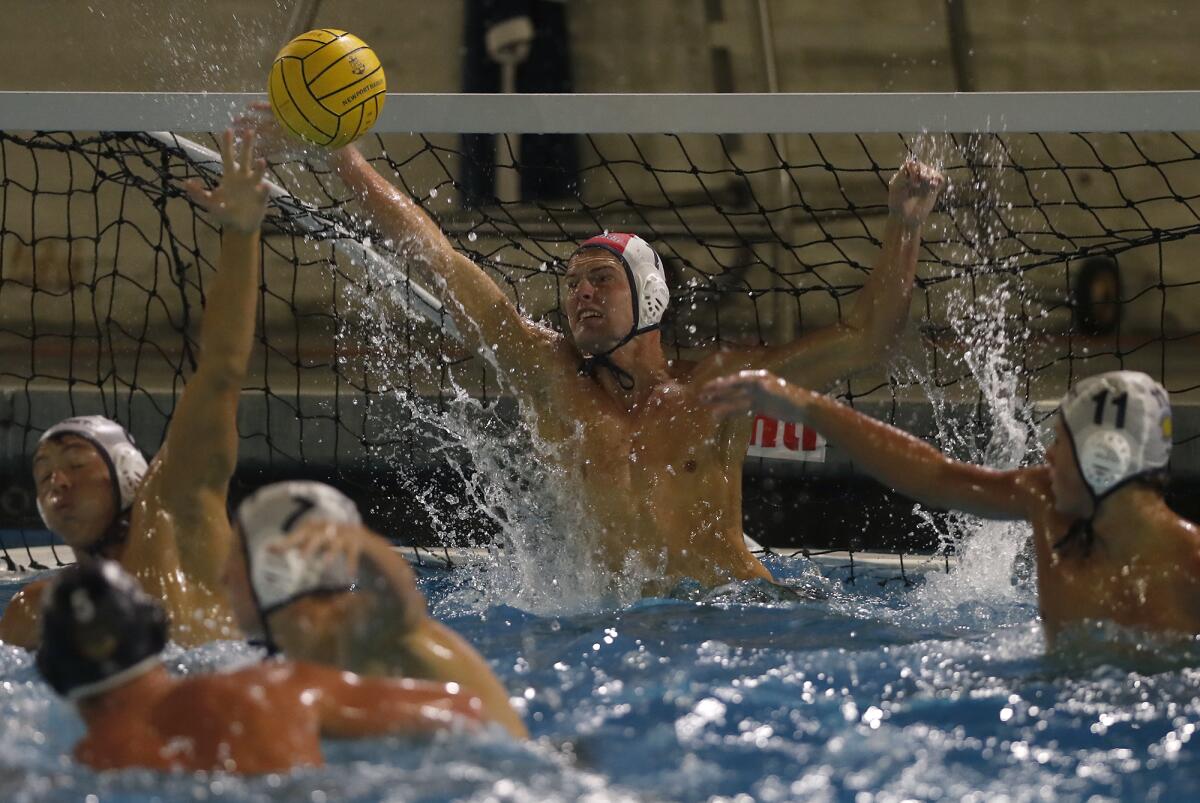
left=1, top=550, right=1198, bottom=802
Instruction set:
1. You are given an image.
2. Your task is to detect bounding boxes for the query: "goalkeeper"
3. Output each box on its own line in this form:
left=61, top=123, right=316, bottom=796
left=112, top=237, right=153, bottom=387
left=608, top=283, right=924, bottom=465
left=241, top=103, right=944, bottom=593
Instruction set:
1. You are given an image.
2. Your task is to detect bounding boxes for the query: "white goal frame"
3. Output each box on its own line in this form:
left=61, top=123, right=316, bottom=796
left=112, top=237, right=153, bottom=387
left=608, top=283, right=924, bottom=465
left=2, top=91, right=1200, bottom=134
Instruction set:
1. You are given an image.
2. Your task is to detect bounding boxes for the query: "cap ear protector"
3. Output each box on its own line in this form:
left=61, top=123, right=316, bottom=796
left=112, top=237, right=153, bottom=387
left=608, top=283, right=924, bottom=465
left=1058, top=370, right=1172, bottom=500
left=36, top=416, right=148, bottom=530
left=235, top=481, right=362, bottom=652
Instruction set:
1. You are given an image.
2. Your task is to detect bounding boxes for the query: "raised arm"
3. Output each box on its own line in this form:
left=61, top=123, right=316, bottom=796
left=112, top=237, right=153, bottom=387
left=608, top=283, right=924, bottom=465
left=701, top=371, right=1034, bottom=520
left=133, top=130, right=268, bottom=584
left=268, top=521, right=528, bottom=738
left=297, top=662, right=483, bottom=739
left=696, top=161, right=944, bottom=389
left=239, top=103, right=553, bottom=389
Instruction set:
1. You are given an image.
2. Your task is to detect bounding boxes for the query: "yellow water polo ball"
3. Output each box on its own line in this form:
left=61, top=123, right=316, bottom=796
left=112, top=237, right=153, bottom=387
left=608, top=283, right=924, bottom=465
left=268, top=29, right=386, bottom=149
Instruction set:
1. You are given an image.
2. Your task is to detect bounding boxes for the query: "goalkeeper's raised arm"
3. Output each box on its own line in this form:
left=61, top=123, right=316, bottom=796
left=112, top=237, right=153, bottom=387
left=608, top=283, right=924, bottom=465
left=238, top=103, right=554, bottom=392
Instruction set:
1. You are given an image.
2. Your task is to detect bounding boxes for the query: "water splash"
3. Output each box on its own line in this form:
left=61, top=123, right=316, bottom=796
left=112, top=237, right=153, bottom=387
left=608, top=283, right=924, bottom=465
left=341, top=243, right=647, bottom=616
left=901, top=134, right=1041, bottom=610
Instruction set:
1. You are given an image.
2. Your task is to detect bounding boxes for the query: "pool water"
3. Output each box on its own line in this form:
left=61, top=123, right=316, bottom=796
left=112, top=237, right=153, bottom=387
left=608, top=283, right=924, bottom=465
left=1, top=549, right=1198, bottom=802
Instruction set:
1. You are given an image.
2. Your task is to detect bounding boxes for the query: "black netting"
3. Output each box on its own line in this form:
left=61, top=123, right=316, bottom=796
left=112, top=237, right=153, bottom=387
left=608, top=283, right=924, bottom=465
left=2, top=128, right=1198, bottom=576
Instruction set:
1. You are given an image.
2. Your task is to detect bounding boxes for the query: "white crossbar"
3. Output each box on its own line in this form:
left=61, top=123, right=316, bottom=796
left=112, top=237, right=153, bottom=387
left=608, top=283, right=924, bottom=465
left=2, top=91, right=1200, bottom=134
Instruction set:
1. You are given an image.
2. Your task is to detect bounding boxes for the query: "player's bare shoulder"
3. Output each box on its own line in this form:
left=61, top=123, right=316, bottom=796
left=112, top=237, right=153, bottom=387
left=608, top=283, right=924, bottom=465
left=667, top=356, right=704, bottom=384
left=526, top=330, right=586, bottom=391
left=685, top=346, right=755, bottom=386
left=1167, top=512, right=1200, bottom=575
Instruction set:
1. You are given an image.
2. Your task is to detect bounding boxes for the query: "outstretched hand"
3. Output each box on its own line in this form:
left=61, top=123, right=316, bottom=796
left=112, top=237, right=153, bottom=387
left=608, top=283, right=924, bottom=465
left=233, top=101, right=328, bottom=162
left=699, top=370, right=813, bottom=422
left=184, top=129, right=269, bottom=234
left=888, top=159, right=945, bottom=227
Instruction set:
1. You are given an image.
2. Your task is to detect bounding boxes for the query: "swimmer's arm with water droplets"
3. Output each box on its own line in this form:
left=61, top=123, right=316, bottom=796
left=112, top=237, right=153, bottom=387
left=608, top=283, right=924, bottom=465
left=695, top=162, right=944, bottom=389
left=326, top=146, right=556, bottom=388
left=144, top=130, right=268, bottom=586
left=703, top=371, right=1033, bottom=520
left=299, top=662, right=484, bottom=738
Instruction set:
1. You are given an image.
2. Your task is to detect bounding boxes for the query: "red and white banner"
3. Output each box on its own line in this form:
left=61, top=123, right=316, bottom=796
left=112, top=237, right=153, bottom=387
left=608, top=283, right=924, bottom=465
left=746, top=415, right=826, bottom=463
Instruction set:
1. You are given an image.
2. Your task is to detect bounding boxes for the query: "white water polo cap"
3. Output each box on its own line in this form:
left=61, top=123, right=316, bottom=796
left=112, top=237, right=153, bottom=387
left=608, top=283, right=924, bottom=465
left=1059, top=371, right=1172, bottom=499
left=235, top=481, right=362, bottom=615
left=574, top=232, right=670, bottom=335
left=37, top=416, right=148, bottom=516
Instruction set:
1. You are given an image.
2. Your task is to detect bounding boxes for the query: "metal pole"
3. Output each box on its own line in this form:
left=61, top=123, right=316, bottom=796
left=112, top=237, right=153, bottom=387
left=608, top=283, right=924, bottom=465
left=944, top=0, right=976, bottom=93
left=755, top=0, right=798, bottom=345
left=284, top=0, right=322, bottom=39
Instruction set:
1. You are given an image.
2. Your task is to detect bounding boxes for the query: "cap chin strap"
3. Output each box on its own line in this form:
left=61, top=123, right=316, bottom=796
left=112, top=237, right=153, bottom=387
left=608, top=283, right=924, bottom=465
left=572, top=240, right=662, bottom=392
left=1052, top=517, right=1097, bottom=557
left=1052, top=470, right=1164, bottom=559
left=1053, top=419, right=1157, bottom=558
left=578, top=324, right=659, bottom=392
left=66, top=654, right=161, bottom=702
left=245, top=636, right=280, bottom=656
left=1054, top=420, right=1103, bottom=558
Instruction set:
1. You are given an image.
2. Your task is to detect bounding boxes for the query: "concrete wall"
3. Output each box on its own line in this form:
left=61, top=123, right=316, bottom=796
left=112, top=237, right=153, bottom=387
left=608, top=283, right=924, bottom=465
left=4, top=1, right=1199, bottom=93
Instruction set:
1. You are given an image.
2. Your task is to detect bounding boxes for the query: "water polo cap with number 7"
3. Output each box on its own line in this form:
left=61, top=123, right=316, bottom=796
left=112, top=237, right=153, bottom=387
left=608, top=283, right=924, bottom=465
left=235, top=481, right=363, bottom=620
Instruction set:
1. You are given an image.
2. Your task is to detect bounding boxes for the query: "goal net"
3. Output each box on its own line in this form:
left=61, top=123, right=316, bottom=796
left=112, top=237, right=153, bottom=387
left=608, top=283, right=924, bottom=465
left=1, top=92, right=1198, bottom=577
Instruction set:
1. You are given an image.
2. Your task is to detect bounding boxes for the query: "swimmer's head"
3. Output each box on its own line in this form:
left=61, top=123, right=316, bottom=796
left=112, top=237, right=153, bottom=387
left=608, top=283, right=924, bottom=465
left=1050, top=371, right=1172, bottom=514
left=565, top=233, right=669, bottom=356
left=33, top=416, right=148, bottom=551
left=229, top=481, right=361, bottom=650
left=36, top=560, right=168, bottom=703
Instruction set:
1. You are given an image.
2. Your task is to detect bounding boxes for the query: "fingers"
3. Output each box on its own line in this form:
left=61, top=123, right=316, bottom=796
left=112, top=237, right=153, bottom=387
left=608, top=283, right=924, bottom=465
left=698, top=371, right=768, bottom=400
left=709, top=399, right=754, bottom=420
left=182, top=178, right=210, bottom=207
left=704, top=389, right=758, bottom=421
left=892, top=162, right=946, bottom=208
left=697, top=378, right=738, bottom=404
left=220, top=129, right=235, bottom=175
left=897, top=158, right=942, bottom=181
left=698, top=379, right=757, bottom=416
left=238, top=129, right=256, bottom=174
left=233, top=102, right=272, bottom=125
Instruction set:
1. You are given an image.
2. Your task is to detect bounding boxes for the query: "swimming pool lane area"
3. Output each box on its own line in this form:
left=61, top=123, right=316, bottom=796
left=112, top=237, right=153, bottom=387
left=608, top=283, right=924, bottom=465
left=1, top=551, right=1198, bottom=802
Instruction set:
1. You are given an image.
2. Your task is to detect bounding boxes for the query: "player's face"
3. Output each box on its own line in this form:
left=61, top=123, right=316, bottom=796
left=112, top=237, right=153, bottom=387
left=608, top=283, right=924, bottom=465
left=222, top=528, right=264, bottom=638
left=564, top=251, right=635, bottom=355
left=32, top=435, right=118, bottom=550
left=1046, top=420, right=1094, bottom=518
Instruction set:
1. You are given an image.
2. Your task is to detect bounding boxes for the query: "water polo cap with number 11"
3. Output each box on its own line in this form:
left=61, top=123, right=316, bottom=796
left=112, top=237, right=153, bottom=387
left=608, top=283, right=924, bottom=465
left=1059, top=370, right=1172, bottom=500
